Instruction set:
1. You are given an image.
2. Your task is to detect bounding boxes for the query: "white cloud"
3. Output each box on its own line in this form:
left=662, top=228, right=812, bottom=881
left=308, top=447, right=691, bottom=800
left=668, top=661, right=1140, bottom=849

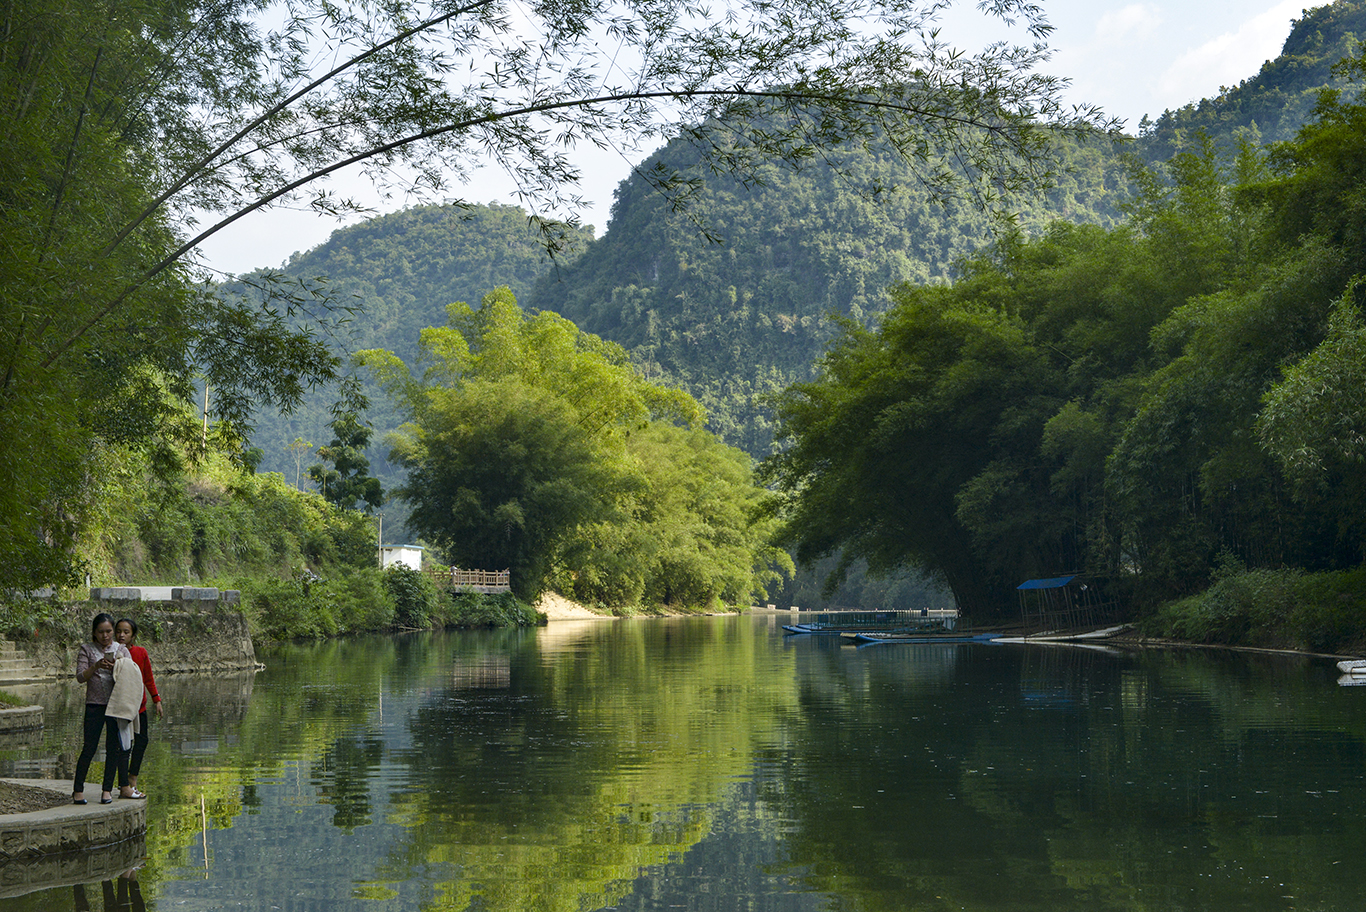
left=1093, top=4, right=1163, bottom=43
left=1158, top=0, right=1303, bottom=101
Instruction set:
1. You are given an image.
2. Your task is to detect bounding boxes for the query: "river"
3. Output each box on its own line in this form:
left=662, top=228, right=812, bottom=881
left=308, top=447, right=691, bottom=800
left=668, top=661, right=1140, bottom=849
left=3, top=614, right=1365, bottom=911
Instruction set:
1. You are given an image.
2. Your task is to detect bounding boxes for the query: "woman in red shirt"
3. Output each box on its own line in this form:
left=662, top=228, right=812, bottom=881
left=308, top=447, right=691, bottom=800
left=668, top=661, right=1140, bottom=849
left=115, top=618, right=163, bottom=798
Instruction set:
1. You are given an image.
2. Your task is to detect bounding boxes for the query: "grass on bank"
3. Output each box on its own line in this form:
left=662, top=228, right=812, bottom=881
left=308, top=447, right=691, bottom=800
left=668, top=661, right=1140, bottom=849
left=0, top=690, right=26, bottom=707
left=221, top=565, right=543, bottom=642
left=0, top=566, right=543, bottom=647
left=1144, top=563, right=1366, bottom=655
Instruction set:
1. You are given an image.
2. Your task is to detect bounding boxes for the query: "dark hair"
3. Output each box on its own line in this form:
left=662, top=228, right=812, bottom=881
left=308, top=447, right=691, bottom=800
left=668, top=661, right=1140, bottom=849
left=116, top=618, right=139, bottom=639
left=90, top=612, right=116, bottom=641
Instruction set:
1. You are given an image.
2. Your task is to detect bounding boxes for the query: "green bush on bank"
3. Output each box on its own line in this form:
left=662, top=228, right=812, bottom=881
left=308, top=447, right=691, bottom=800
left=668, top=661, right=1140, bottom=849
left=1146, top=565, right=1366, bottom=654
left=231, top=567, right=542, bottom=641
left=116, top=465, right=375, bottom=584
left=446, top=591, right=542, bottom=629
left=383, top=565, right=440, bottom=629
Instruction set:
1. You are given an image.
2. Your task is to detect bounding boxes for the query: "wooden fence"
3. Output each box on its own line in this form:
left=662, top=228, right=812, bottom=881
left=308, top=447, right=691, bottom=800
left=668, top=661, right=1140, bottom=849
left=425, top=567, right=511, bottom=594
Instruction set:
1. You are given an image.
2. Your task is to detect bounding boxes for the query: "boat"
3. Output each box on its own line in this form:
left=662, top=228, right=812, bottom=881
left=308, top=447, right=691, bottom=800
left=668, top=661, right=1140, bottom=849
left=1336, top=659, right=1366, bottom=675
left=782, top=608, right=959, bottom=636
left=992, top=625, right=1130, bottom=644
left=848, top=631, right=1002, bottom=645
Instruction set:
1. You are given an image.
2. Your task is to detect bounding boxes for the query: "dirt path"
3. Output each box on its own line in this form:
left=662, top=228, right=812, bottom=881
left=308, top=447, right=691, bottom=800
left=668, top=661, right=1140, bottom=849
left=0, top=780, right=67, bottom=814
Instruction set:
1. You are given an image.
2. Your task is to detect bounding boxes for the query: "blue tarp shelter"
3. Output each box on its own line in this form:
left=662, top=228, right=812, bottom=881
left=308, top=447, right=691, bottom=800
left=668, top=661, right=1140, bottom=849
left=1016, top=574, right=1108, bottom=631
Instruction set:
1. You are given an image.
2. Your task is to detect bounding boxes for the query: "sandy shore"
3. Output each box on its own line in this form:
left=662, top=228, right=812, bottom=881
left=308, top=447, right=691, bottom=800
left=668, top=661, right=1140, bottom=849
left=534, top=592, right=614, bottom=621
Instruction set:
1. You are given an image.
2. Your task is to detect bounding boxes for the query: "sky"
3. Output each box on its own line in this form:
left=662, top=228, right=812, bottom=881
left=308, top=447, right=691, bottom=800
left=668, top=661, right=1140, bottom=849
left=196, top=0, right=1311, bottom=276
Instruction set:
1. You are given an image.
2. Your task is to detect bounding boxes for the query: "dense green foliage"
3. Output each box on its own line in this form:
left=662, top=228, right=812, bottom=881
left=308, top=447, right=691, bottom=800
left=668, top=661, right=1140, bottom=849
left=362, top=288, right=790, bottom=609
left=763, top=58, right=1366, bottom=620
left=1147, top=563, right=1366, bottom=654
left=0, top=0, right=345, bottom=592
left=383, top=565, right=441, bottom=629
left=445, top=591, right=543, bottom=629
left=81, top=452, right=375, bottom=585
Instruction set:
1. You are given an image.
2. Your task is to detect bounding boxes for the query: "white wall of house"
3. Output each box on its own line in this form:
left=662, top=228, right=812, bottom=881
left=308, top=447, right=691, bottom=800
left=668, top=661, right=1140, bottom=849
left=381, top=545, right=423, bottom=571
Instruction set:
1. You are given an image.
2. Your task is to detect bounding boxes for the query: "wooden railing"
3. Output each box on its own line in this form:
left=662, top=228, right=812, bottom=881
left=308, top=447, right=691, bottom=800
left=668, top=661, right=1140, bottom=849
left=425, top=567, right=511, bottom=593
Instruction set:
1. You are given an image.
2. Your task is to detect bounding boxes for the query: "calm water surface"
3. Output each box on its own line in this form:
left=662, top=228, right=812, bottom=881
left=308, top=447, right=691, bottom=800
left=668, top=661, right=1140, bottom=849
left=3, top=615, right=1365, bottom=911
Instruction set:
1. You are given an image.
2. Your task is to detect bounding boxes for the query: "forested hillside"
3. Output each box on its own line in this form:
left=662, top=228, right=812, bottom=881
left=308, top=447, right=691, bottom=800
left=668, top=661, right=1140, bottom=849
left=232, top=2, right=1366, bottom=472
left=1137, top=0, right=1366, bottom=160
left=526, top=136, right=1126, bottom=453
left=227, top=204, right=595, bottom=481
left=528, top=2, right=1366, bottom=456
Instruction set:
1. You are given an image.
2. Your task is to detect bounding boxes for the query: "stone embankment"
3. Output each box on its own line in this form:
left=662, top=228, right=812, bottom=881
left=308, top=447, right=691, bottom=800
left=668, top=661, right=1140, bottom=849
left=1, top=587, right=256, bottom=686
left=0, top=780, right=146, bottom=899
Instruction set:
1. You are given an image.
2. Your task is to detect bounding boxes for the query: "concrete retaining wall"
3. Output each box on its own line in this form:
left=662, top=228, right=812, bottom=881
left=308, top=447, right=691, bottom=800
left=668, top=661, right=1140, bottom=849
left=8, top=595, right=257, bottom=683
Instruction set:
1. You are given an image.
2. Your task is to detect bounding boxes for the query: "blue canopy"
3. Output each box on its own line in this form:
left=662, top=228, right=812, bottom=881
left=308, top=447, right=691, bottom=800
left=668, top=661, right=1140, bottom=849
left=1017, top=575, right=1077, bottom=590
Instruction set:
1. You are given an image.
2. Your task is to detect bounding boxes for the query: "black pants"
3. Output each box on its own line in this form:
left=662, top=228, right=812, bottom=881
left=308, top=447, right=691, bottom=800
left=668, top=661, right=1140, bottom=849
left=73, top=703, right=129, bottom=793
left=128, top=710, right=149, bottom=777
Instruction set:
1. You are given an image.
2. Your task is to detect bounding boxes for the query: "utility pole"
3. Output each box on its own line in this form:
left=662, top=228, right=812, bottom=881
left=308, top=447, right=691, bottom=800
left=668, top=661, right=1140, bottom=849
left=377, top=513, right=384, bottom=569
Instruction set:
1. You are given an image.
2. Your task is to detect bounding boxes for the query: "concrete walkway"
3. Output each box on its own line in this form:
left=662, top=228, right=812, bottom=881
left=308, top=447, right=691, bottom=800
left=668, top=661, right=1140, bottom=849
left=0, top=779, right=146, bottom=898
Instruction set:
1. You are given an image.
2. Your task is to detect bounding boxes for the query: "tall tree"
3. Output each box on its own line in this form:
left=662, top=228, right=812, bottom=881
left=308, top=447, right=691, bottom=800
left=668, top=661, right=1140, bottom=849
left=362, top=288, right=783, bottom=607
left=309, top=413, right=384, bottom=512
left=0, top=0, right=1107, bottom=589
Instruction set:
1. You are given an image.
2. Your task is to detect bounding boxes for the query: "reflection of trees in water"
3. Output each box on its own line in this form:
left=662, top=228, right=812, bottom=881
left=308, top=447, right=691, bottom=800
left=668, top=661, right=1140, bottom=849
left=369, top=618, right=798, bottom=912
left=769, top=643, right=1366, bottom=909
left=161, top=672, right=256, bottom=728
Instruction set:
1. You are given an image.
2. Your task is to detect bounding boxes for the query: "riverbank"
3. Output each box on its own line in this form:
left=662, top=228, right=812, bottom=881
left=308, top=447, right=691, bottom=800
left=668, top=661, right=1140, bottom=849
left=536, top=592, right=613, bottom=620
left=1140, top=565, right=1366, bottom=657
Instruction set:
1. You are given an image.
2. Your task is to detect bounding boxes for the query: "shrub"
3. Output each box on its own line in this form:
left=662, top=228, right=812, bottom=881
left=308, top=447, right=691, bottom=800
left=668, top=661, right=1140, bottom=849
left=242, top=575, right=335, bottom=641
left=445, top=591, right=542, bottom=628
left=325, top=568, right=394, bottom=633
left=384, top=566, right=439, bottom=629
left=1147, top=566, right=1366, bottom=653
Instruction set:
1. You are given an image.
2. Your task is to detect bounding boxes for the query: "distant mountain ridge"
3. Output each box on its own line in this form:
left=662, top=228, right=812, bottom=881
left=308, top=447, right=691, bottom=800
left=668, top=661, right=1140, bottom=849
left=235, top=0, right=1366, bottom=479
left=1137, top=0, right=1366, bottom=159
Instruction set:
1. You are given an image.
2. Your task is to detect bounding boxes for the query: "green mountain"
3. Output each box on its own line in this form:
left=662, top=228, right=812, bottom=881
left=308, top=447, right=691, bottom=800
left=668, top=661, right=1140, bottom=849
left=527, top=0, right=1366, bottom=457
left=525, top=136, right=1125, bottom=454
left=229, top=0, right=1366, bottom=541
left=1136, top=0, right=1366, bottom=160
left=229, top=203, right=595, bottom=484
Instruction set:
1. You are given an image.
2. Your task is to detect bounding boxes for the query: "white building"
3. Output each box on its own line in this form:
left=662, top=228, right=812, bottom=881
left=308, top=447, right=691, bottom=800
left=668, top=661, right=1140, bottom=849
left=380, top=544, right=424, bottom=571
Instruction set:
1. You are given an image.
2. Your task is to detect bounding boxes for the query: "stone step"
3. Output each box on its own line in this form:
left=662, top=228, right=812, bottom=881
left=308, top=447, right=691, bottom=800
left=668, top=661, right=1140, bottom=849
left=0, top=655, right=44, bottom=685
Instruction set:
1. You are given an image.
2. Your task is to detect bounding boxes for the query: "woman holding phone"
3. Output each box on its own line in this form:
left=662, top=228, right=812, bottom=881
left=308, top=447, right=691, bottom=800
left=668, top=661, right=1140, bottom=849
left=72, top=612, right=134, bottom=804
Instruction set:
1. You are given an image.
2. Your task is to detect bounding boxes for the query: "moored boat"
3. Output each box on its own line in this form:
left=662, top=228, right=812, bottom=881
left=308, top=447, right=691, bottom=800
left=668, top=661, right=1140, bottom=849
left=849, top=631, right=1001, bottom=645
left=782, top=608, right=958, bottom=636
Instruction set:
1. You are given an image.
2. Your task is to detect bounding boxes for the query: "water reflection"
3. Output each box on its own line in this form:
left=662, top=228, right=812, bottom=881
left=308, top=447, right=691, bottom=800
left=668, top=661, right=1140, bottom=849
left=1, top=621, right=1364, bottom=910
left=71, top=874, right=146, bottom=912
